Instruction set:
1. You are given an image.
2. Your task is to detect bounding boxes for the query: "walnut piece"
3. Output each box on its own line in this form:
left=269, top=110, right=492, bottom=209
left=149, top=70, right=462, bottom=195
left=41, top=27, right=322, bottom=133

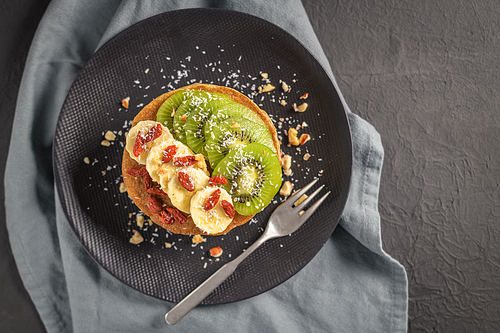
left=192, top=234, right=206, bottom=244
left=121, top=97, right=130, bottom=109
left=288, top=128, right=300, bottom=146
left=280, top=181, right=294, bottom=197
left=293, top=102, right=308, bottom=112
left=129, top=230, right=144, bottom=244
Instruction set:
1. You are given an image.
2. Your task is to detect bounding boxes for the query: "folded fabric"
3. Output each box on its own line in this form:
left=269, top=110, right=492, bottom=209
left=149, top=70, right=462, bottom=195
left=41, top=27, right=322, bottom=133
left=5, top=0, right=408, bottom=332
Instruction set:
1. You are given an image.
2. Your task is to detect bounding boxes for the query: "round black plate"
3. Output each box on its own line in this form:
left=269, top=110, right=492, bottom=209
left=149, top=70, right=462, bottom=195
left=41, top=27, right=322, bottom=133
left=53, top=8, right=352, bottom=304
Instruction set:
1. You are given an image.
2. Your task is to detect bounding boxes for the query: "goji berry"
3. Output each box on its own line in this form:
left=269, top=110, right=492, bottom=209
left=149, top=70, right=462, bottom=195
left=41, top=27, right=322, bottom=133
left=208, top=175, right=228, bottom=186
left=133, top=131, right=145, bottom=157
left=147, top=194, right=163, bottom=214
left=166, top=207, right=187, bottom=224
left=162, top=145, right=177, bottom=163
left=221, top=200, right=235, bottom=219
left=204, top=188, right=221, bottom=211
left=126, top=166, right=148, bottom=177
left=144, top=173, right=154, bottom=191
left=145, top=123, right=162, bottom=143
left=159, top=210, right=175, bottom=224
left=173, top=155, right=197, bottom=167
left=177, top=171, right=194, bottom=191
left=147, top=186, right=168, bottom=197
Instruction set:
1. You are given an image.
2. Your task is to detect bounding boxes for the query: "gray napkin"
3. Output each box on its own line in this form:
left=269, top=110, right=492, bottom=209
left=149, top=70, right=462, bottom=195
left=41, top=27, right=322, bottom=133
left=5, top=0, right=408, bottom=332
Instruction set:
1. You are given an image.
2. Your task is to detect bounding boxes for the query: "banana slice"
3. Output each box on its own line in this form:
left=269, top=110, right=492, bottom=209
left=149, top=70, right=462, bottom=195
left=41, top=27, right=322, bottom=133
left=125, top=121, right=173, bottom=164
left=190, top=187, right=233, bottom=234
left=165, top=167, right=209, bottom=214
left=146, top=139, right=192, bottom=183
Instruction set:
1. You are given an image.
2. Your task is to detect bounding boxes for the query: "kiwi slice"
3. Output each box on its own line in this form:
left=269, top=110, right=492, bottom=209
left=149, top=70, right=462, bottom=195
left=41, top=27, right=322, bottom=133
left=205, top=101, right=267, bottom=133
left=212, top=143, right=282, bottom=216
left=185, top=98, right=233, bottom=155
left=172, top=91, right=230, bottom=145
left=205, top=117, right=276, bottom=169
left=156, top=90, right=189, bottom=130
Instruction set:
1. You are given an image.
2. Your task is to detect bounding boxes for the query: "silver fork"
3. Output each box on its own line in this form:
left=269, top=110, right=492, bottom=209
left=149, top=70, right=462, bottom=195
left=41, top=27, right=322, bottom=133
left=165, top=179, right=330, bottom=325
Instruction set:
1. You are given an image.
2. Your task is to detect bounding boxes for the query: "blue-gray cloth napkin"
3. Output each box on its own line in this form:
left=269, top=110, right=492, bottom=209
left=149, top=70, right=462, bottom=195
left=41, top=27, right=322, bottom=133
left=5, top=0, right=408, bottom=332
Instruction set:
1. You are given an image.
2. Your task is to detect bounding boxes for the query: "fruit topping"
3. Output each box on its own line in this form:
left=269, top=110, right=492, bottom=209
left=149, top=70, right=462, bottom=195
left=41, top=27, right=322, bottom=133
left=166, top=207, right=187, bottom=224
left=173, top=155, right=197, bottom=167
left=221, top=200, right=235, bottom=219
left=145, top=123, right=162, bottom=143
left=178, top=171, right=195, bottom=192
left=212, top=143, right=282, bottom=216
left=208, top=175, right=228, bottom=186
left=133, top=131, right=146, bottom=157
left=204, top=189, right=221, bottom=211
left=162, top=145, right=177, bottom=163
left=126, top=166, right=149, bottom=177
left=159, top=210, right=175, bottom=224
left=147, top=194, right=163, bottom=214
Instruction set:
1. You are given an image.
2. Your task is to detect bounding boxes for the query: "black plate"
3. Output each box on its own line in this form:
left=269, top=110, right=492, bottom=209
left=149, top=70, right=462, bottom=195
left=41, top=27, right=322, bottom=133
left=53, top=8, right=352, bottom=304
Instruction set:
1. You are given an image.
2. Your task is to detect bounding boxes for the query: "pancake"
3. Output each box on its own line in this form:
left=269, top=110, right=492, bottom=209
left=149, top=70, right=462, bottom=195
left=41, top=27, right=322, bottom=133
left=122, top=83, right=281, bottom=235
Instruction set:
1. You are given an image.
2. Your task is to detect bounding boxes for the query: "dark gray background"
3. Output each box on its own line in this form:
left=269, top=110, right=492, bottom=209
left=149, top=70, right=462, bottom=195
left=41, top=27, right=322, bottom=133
left=1, top=0, right=498, bottom=332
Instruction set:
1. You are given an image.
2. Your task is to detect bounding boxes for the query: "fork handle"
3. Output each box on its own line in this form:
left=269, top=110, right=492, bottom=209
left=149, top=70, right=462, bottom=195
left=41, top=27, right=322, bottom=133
left=165, top=235, right=269, bottom=325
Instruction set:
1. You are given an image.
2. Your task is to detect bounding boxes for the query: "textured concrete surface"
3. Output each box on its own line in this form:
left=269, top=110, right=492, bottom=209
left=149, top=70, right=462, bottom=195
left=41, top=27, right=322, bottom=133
left=303, top=0, right=500, bottom=331
left=1, top=0, right=499, bottom=331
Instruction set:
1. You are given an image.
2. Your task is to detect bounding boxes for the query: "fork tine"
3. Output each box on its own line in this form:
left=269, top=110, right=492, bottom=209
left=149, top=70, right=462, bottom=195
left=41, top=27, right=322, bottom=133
left=294, top=184, right=325, bottom=211
left=297, top=191, right=330, bottom=221
left=284, top=179, right=318, bottom=207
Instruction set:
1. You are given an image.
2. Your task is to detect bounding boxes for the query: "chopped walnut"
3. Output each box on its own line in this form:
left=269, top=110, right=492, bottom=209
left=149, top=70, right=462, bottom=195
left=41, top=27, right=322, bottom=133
left=119, top=182, right=127, bottom=193
left=121, top=97, right=130, bottom=109
left=293, top=102, right=308, bottom=112
left=101, top=140, right=111, bottom=147
left=281, top=80, right=289, bottom=92
left=288, top=128, right=300, bottom=146
left=280, top=181, right=294, bottom=197
left=259, top=84, right=275, bottom=93
left=281, top=154, right=292, bottom=170
left=299, top=134, right=311, bottom=145
left=165, top=242, right=172, bottom=248
left=192, top=234, right=206, bottom=244
left=299, top=93, right=309, bottom=99
left=104, top=131, right=116, bottom=141
left=136, top=214, right=145, bottom=228
left=261, top=73, right=268, bottom=79
left=303, top=153, right=311, bottom=161
left=83, top=157, right=90, bottom=164
left=129, top=230, right=144, bottom=244
left=280, top=99, right=287, bottom=106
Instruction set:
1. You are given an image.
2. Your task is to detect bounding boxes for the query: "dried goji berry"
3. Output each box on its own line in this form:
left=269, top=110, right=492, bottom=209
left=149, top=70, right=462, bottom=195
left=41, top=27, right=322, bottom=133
left=145, top=123, right=162, bottom=143
left=126, top=166, right=148, bottom=177
left=159, top=210, right=175, bottom=224
left=133, top=131, right=145, bottom=157
left=162, top=145, right=177, bottom=163
left=177, top=171, right=194, bottom=191
left=221, top=200, right=235, bottom=219
left=173, top=155, right=197, bottom=167
left=166, top=207, right=187, bottom=224
left=147, top=186, right=168, bottom=197
left=204, top=188, right=221, bottom=211
left=144, top=173, right=154, bottom=191
left=147, top=194, right=163, bottom=214
left=208, top=175, right=228, bottom=186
